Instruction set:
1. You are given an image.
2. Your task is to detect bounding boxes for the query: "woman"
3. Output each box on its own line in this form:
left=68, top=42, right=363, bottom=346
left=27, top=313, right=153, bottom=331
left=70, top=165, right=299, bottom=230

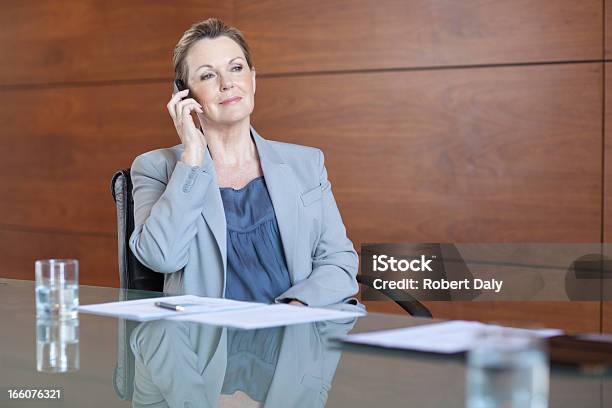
left=129, top=18, right=359, bottom=308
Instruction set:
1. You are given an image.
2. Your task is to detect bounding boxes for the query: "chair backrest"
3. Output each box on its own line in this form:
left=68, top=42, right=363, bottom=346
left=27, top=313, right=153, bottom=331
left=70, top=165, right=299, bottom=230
left=111, top=169, right=164, bottom=292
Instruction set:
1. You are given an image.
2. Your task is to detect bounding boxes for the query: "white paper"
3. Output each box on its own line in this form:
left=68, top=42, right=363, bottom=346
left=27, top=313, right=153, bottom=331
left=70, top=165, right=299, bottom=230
left=341, top=321, right=563, bottom=354
left=79, top=295, right=261, bottom=321
left=169, top=303, right=365, bottom=329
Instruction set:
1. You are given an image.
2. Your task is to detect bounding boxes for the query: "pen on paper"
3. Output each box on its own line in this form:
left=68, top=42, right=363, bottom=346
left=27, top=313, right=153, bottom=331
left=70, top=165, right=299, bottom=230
left=154, top=301, right=185, bottom=312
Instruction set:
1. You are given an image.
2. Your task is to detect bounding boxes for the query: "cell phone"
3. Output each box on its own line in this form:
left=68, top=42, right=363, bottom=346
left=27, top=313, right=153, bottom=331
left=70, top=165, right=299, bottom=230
left=173, top=79, right=190, bottom=98
left=173, top=79, right=202, bottom=131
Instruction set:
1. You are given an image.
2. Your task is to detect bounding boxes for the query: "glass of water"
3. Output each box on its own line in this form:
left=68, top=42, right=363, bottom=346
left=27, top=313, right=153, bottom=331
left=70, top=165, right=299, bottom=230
left=466, top=326, right=549, bottom=408
left=36, top=317, right=80, bottom=373
left=35, top=259, right=79, bottom=319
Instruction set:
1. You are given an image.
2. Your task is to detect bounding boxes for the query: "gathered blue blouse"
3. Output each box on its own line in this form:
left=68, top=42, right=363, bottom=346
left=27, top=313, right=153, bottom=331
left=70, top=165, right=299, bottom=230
left=219, top=176, right=292, bottom=304
left=220, top=177, right=289, bottom=401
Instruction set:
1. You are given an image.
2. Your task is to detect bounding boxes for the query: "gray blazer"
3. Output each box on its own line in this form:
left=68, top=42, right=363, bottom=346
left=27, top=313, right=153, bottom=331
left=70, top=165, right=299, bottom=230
left=129, top=125, right=359, bottom=307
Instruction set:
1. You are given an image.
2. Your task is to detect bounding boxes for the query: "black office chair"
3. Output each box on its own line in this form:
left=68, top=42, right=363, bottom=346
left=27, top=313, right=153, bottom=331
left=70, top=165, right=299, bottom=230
left=111, top=168, right=432, bottom=317
left=111, top=169, right=164, bottom=292
left=111, top=169, right=164, bottom=401
left=356, top=275, right=432, bottom=318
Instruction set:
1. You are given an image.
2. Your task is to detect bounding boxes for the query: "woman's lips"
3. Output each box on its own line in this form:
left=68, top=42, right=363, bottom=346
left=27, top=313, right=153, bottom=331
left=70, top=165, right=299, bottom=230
left=220, top=96, right=242, bottom=105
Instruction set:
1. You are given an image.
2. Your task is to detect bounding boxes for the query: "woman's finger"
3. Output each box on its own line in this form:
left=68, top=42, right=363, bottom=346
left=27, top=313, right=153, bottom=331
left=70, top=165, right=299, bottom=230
left=166, top=89, right=190, bottom=120
left=171, top=89, right=189, bottom=103
left=167, top=89, right=188, bottom=110
left=176, top=97, right=201, bottom=110
left=175, top=98, right=201, bottom=119
left=179, top=101, right=203, bottom=121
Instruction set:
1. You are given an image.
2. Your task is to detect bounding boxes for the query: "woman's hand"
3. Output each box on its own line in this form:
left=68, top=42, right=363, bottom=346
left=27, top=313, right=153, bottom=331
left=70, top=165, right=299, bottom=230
left=167, top=89, right=207, bottom=167
left=288, top=299, right=306, bottom=306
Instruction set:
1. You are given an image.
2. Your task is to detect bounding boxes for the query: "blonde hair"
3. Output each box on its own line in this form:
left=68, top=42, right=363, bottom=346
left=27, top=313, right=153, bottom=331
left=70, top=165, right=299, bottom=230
left=173, top=18, right=254, bottom=85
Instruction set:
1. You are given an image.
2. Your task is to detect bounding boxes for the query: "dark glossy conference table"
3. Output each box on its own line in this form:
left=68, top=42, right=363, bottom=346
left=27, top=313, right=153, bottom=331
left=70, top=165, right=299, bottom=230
left=1, top=278, right=610, bottom=407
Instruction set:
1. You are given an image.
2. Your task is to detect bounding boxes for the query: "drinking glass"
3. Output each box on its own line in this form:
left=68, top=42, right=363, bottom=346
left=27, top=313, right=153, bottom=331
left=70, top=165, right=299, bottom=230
left=35, top=259, right=79, bottom=319
left=466, top=327, right=549, bottom=408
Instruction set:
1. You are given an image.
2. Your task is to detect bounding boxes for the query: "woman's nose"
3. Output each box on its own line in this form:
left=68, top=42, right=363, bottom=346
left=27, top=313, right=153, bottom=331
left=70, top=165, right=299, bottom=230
left=220, top=75, right=233, bottom=91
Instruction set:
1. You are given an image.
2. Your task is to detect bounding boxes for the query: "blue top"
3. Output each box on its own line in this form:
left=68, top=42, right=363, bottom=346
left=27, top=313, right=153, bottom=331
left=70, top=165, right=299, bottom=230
left=220, top=177, right=289, bottom=400
left=220, top=176, right=292, bottom=304
left=222, top=327, right=283, bottom=401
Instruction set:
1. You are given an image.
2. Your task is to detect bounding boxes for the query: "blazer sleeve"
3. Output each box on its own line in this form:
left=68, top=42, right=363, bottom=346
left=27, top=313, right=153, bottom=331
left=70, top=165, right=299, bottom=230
left=275, top=150, right=360, bottom=307
left=129, top=154, right=212, bottom=273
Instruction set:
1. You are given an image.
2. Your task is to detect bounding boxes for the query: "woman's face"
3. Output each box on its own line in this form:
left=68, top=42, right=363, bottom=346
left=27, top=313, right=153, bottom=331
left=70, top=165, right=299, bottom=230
left=185, top=36, right=256, bottom=127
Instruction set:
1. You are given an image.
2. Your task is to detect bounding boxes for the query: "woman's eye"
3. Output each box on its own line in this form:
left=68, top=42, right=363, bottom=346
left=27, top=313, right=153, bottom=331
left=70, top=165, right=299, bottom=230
left=200, top=73, right=213, bottom=80
left=232, top=65, right=243, bottom=72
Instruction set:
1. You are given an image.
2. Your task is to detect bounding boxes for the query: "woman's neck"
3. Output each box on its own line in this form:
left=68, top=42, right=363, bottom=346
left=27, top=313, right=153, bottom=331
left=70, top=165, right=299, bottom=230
left=205, top=120, right=256, bottom=167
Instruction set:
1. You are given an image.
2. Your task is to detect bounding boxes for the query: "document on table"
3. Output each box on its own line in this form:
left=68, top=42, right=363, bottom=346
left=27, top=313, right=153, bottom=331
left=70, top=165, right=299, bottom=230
left=341, top=321, right=563, bottom=354
left=169, top=303, right=365, bottom=329
left=79, top=295, right=261, bottom=321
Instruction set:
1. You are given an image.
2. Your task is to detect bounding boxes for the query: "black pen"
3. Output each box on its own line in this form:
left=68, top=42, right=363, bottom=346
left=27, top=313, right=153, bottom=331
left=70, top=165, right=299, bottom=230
left=154, top=301, right=185, bottom=312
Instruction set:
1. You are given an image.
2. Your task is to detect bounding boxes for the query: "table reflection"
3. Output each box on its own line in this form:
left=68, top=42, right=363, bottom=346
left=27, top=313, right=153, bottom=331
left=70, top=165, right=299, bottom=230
left=36, top=317, right=80, bottom=373
left=128, top=318, right=356, bottom=407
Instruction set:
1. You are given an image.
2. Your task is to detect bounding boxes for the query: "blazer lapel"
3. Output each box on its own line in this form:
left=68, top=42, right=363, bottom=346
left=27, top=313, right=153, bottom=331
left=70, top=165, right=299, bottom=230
left=200, top=147, right=228, bottom=283
left=252, top=126, right=299, bottom=284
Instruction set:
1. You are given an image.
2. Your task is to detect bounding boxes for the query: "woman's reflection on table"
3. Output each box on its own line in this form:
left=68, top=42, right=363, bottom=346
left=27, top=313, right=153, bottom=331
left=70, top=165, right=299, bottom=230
left=129, top=318, right=356, bottom=408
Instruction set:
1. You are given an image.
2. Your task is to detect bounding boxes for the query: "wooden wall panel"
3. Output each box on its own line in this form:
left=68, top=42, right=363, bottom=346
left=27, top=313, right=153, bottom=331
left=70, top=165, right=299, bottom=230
left=236, top=0, right=602, bottom=74
left=605, top=302, right=612, bottom=333
left=365, top=301, right=600, bottom=333
left=605, top=64, right=612, bottom=241
left=604, top=62, right=612, bottom=331
left=606, top=0, right=612, bottom=59
left=253, top=63, right=603, bottom=246
left=431, top=302, right=601, bottom=333
left=0, top=228, right=118, bottom=287
left=0, top=1, right=232, bottom=86
left=0, top=82, right=178, bottom=234
left=0, top=0, right=607, bottom=336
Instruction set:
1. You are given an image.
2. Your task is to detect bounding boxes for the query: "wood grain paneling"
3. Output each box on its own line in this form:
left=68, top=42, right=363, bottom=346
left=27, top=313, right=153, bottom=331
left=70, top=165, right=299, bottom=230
left=236, top=0, right=602, bottom=74
left=605, top=302, right=612, bottom=333
left=606, top=0, right=612, bottom=59
left=0, top=0, right=607, bottom=339
left=605, top=64, right=612, bottom=241
left=253, top=63, right=603, bottom=246
left=364, top=301, right=600, bottom=333
left=0, top=1, right=231, bottom=86
left=0, top=228, right=118, bottom=286
left=0, top=82, right=178, bottom=234
left=423, top=302, right=601, bottom=333
left=1, top=64, right=601, bottom=241
left=603, top=62, right=612, bottom=331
